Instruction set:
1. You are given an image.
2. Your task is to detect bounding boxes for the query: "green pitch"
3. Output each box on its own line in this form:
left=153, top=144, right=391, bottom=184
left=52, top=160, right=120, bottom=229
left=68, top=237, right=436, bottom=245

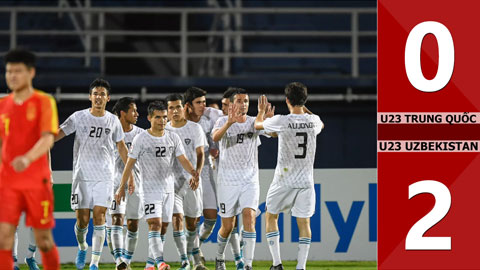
left=17, top=261, right=376, bottom=270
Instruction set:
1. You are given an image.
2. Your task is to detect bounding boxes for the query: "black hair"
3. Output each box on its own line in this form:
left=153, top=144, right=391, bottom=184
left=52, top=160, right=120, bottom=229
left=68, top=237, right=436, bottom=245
left=148, top=100, right=167, bottom=116
left=4, top=48, right=36, bottom=68
left=184, top=86, right=206, bottom=105
left=112, top=97, right=135, bottom=117
left=89, top=78, right=111, bottom=95
left=285, top=82, right=308, bottom=106
left=223, top=87, right=237, bottom=99
left=165, top=93, right=185, bottom=105
left=228, top=87, right=247, bottom=102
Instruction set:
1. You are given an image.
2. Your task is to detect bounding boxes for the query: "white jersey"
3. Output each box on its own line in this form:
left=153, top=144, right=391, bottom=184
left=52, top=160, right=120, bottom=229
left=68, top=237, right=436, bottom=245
left=114, top=125, right=144, bottom=191
left=198, top=107, right=223, bottom=166
left=263, top=113, right=323, bottom=188
left=213, top=115, right=264, bottom=186
left=128, top=130, right=185, bottom=194
left=166, top=120, right=207, bottom=191
left=60, top=109, right=124, bottom=182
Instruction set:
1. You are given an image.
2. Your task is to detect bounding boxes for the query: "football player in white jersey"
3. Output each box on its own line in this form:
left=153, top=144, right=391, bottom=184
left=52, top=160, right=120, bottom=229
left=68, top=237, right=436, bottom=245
left=104, top=97, right=144, bottom=269
left=55, top=78, right=129, bottom=270
left=116, top=101, right=199, bottom=270
left=212, top=88, right=273, bottom=270
left=163, top=94, right=208, bottom=270
left=254, top=82, right=324, bottom=270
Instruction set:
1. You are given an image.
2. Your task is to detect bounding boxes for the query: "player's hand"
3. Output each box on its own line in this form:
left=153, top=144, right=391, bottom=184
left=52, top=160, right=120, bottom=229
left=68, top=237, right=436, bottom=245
left=115, top=187, right=126, bottom=203
left=209, top=148, right=219, bottom=158
left=189, top=176, right=199, bottom=191
left=227, top=103, right=240, bottom=124
left=265, top=103, right=275, bottom=119
left=11, top=156, right=31, bottom=172
left=258, top=95, right=268, bottom=112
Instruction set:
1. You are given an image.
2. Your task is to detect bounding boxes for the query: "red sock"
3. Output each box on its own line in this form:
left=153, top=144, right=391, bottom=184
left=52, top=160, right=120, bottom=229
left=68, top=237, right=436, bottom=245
left=0, top=249, right=13, bottom=270
left=41, top=245, right=60, bottom=270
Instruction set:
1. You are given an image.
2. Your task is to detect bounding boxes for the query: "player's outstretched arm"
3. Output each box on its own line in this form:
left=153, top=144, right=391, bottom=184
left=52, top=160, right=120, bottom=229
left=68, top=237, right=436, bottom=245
left=212, top=104, right=238, bottom=142
left=11, top=132, right=54, bottom=172
left=255, top=95, right=269, bottom=130
left=116, top=157, right=137, bottom=202
left=54, top=129, right=66, bottom=142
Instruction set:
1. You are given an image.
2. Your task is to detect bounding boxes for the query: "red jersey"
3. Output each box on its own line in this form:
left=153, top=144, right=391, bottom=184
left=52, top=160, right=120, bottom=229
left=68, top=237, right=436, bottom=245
left=0, top=90, right=59, bottom=189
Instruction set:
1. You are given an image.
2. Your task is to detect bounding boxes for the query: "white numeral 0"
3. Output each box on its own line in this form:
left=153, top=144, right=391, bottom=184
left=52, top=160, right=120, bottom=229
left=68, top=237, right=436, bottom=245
left=406, top=180, right=451, bottom=250
left=405, top=21, right=455, bottom=92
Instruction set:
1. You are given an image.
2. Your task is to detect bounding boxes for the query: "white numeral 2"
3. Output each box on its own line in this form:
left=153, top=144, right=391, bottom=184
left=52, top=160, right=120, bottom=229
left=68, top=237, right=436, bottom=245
left=405, top=21, right=454, bottom=92
left=406, top=180, right=451, bottom=250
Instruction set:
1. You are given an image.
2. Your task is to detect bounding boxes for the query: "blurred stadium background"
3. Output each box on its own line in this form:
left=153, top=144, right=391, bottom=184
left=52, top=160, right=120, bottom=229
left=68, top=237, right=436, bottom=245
left=0, top=0, right=377, bottom=267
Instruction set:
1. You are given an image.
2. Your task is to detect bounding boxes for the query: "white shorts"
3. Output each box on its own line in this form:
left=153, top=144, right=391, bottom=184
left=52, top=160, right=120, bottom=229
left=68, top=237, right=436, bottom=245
left=108, top=190, right=144, bottom=220
left=201, top=166, right=217, bottom=210
left=144, top=192, right=174, bottom=223
left=173, top=182, right=203, bottom=218
left=217, top=182, right=259, bottom=218
left=266, top=183, right=316, bottom=218
left=71, top=180, right=113, bottom=210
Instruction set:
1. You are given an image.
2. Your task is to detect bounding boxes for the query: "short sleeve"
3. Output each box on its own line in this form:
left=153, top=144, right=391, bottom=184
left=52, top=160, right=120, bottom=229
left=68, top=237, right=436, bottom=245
left=212, top=116, right=227, bottom=134
left=263, top=115, right=284, bottom=133
left=204, top=107, right=223, bottom=123
left=39, top=94, right=59, bottom=135
left=60, top=111, right=77, bottom=136
left=129, top=134, right=143, bottom=159
left=193, top=124, right=207, bottom=149
left=172, top=133, right=186, bottom=158
left=112, top=116, right=125, bottom=142
left=314, top=115, right=324, bottom=135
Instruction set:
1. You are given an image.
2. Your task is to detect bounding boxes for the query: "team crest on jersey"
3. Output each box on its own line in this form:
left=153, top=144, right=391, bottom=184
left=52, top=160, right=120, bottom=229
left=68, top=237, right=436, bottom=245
left=185, top=138, right=191, bottom=145
left=26, top=103, right=36, bottom=121
left=105, top=128, right=111, bottom=135
left=247, top=132, right=253, bottom=138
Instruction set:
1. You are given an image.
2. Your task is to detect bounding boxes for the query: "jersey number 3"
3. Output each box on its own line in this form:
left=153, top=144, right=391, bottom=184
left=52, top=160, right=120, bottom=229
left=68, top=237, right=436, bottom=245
left=295, top=132, right=307, bottom=159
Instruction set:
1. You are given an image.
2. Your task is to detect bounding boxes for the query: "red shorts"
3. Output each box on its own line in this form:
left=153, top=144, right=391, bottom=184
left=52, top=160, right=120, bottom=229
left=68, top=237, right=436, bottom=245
left=0, top=183, right=55, bottom=229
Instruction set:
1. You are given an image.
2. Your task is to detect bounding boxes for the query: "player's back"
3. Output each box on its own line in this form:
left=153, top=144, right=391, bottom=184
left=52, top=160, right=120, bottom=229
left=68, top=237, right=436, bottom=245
left=264, top=113, right=323, bottom=188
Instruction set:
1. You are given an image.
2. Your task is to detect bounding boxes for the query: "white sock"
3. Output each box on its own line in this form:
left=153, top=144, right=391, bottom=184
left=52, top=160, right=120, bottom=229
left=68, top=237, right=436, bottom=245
left=199, top=219, right=216, bottom=244
left=173, top=231, right=189, bottom=264
left=149, top=231, right=164, bottom=265
left=266, top=231, right=282, bottom=266
left=186, top=229, right=201, bottom=265
left=106, top=227, right=114, bottom=258
left=297, top=237, right=311, bottom=270
left=75, top=223, right=88, bottom=251
left=90, top=224, right=106, bottom=266
left=25, top=228, right=37, bottom=259
left=242, top=230, right=256, bottom=267
left=111, top=225, right=124, bottom=264
left=123, top=230, right=138, bottom=264
left=230, top=226, right=243, bottom=265
left=12, top=229, right=18, bottom=266
left=216, top=233, right=229, bottom=260
left=145, top=245, right=155, bottom=268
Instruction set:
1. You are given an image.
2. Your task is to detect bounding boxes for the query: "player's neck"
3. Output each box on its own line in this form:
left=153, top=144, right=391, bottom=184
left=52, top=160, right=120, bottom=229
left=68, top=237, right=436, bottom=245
left=121, top=119, right=133, bottom=132
left=188, top=113, right=201, bottom=123
left=290, top=106, right=304, bottom=115
left=89, top=108, right=106, bottom=117
left=171, top=118, right=187, bottom=128
left=148, top=128, right=165, bottom=137
left=237, top=114, right=247, bottom=123
left=12, top=86, right=34, bottom=104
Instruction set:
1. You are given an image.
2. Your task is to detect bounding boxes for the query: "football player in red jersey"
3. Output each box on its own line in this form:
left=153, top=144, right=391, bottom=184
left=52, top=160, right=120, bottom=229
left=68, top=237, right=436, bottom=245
left=0, top=49, right=60, bottom=270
